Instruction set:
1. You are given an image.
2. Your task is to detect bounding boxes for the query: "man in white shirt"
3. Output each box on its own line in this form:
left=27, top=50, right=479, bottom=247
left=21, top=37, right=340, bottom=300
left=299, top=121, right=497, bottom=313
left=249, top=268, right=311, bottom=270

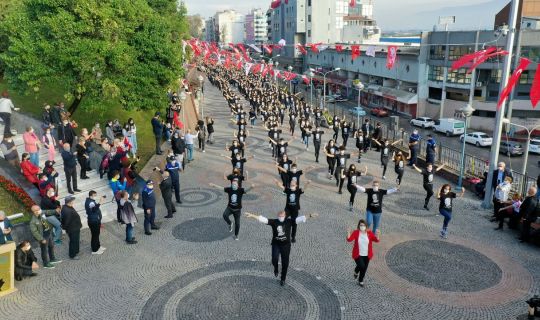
left=184, top=129, right=195, bottom=162
left=494, top=176, right=513, bottom=230
left=0, top=91, right=20, bottom=136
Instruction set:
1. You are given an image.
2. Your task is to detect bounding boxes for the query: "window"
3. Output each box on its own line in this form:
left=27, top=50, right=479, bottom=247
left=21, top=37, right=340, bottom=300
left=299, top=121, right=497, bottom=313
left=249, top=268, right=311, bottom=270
left=519, top=70, right=534, bottom=84
left=308, top=29, right=311, bottom=37
left=429, top=46, right=445, bottom=60
left=308, top=15, right=311, bottom=22
left=308, top=0, right=311, bottom=6
left=448, top=46, right=473, bottom=61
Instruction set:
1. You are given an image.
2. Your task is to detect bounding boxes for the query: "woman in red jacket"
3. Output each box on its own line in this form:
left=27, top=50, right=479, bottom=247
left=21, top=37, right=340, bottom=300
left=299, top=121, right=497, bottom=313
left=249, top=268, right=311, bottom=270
left=346, top=219, right=380, bottom=287
left=20, top=152, right=40, bottom=187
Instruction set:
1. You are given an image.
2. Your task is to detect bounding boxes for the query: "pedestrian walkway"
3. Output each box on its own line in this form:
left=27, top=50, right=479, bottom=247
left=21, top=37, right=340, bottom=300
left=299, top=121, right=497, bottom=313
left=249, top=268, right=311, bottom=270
left=0, top=77, right=538, bottom=320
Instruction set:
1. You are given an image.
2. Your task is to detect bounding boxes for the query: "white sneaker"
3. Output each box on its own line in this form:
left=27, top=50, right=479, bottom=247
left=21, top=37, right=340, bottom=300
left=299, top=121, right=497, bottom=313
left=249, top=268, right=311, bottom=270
left=202, top=150, right=205, bottom=153
left=382, top=176, right=386, bottom=180
left=100, top=247, right=107, bottom=251
left=92, top=250, right=104, bottom=255
left=229, top=223, right=234, bottom=233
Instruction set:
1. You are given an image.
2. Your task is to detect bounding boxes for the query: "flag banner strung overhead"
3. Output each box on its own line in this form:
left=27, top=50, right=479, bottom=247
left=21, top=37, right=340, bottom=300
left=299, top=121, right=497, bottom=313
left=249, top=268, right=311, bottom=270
left=335, top=44, right=344, bottom=53
left=531, top=67, right=540, bottom=109
left=386, top=45, right=398, bottom=69
left=351, top=45, right=361, bottom=61
left=366, top=46, right=376, bottom=57
left=248, top=44, right=262, bottom=53
left=263, top=44, right=272, bottom=54
left=309, top=43, right=323, bottom=53
left=450, top=47, right=497, bottom=71
left=296, top=44, right=307, bottom=55
left=466, top=50, right=508, bottom=74
left=497, top=58, right=531, bottom=109
left=301, top=75, right=310, bottom=85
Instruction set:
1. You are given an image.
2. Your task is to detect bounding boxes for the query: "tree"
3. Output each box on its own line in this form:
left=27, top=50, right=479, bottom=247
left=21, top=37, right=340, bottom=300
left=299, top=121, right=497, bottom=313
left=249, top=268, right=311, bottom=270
left=0, top=0, right=185, bottom=114
left=187, top=15, right=204, bottom=39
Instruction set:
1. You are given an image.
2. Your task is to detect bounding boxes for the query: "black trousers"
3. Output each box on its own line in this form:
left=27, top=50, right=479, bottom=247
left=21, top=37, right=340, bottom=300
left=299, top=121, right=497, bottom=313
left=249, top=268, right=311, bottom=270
left=342, top=135, right=349, bottom=147
left=423, top=183, right=434, bottom=206
left=332, top=129, right=339, bottom=141
left=285, top=207, right=299, bottom=240
left=67, top=230, right=80, bottom=258
left=348, top=185, right=357, bottom=205
left=88, top=221, right=101, bottom=252
left=155, top=135, right=162, bottom=154
left=395, top=168, right=404, bottom=185
left=327, top=157, right=336, bottom=175
left=363, top=138, right=371, bottom=152
left=79, top=158, right=89, bottom=178
left=198, top=137, right=205, bottom=150
left=272, top=243, right=291, bottom=281
left=0, top=112, right=11, bottom=135
left=172, top=179, right=181, bottom=202
left=39, top=230, right=55, bottom=264
left=223, top=207, right=241, bottom=236
left=314, top=141, right=321, bottom=162
left=521, top=221, right=533, bottom=242
left=163, top=193, right=175, bottom=216
left=354, top=256, right=370, bottom=282
left=64, top=167, right=78, bottom=193
left=335, top=167, right=345, bottom=192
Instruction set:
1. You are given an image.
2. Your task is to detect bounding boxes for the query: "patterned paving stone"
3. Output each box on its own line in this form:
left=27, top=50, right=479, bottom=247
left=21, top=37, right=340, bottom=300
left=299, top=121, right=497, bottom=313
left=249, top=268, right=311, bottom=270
left=172, top=217, right=231, bottom=242
left=179, top=187, right=222, bottom=207
left=385, top=239, right=502, bottom=292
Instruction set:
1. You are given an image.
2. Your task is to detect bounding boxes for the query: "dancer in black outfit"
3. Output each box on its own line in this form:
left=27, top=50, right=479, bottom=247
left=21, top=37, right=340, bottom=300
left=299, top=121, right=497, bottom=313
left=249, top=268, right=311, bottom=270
left=412, top=163, right=445, bottom=210
left=372, top=139, right=401, bottom=180
left=346, top=164, right=369, bottom=211
left=334, top=146, right=351, bottom=193
left=276, top=154, right=293, bottom=188
left=323, top=140, right=338, bottom=180
left=353, top=129, right=364, bottom=163
left=393, top=151, right=406, bottom=185
left=245, top=211, right=318, bottom=286
left=311, top=127, right=324, bottom=163
left=274, top=179, right=311, bottom=243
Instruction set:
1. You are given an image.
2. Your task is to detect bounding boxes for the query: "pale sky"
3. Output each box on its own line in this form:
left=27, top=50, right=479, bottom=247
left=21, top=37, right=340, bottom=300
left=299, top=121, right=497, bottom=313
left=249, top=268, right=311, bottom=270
left=183, top=0, right=509, bottom=31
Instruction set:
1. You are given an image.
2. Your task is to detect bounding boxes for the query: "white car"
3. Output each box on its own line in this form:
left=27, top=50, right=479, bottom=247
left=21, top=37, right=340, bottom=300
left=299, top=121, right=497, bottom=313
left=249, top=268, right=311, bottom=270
left=410, top=117, right=435, bottom=129
left=459, top=132, right=493, bottom=147
left=529, top=138, right=540, bottom=154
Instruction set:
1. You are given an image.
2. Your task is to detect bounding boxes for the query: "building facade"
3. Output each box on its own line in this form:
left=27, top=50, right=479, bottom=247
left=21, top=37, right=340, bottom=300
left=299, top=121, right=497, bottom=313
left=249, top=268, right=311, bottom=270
left=245, top=9, right=267, bottom=44
left=495, top=0, right=540, bottom=29
left=207, top=10, right=245, bottom=44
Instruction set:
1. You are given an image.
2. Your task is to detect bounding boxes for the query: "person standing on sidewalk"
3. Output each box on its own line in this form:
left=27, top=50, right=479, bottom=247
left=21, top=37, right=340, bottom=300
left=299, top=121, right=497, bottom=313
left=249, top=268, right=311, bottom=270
left=165, top=156, right=182, bottom=204
left=493, top=176, right=513, bottom=230
left=42, top=126, right=57, bottom=162
left=206, top=117, right=215, bottom=144
left=1, top=133, right=20, bottom=167
left=61, top=196, right=82, bottom=260
left=346, top=219, right=380, bottom=287
left=210, top=179, right=255, bottom=241
left=157, top=169, right=175, bottom=219
left=151, top=112, right=164, bottom=155
left=437, top=184, right=465, bottom=238
left=23, top=126, right=41, bottom=167
left=61, top=143, right=80, bottom=195
left=85, top=191, right=106, bottom=255
left=0, top=211, right=14, bottom=244
left=184, top=129, right=195, bottom=162
left=196, top=120, right=206, bottom=153
left=0, top=90, right=19, bottom=136
left=245, top=211, right=318, bottom=286
left=142, top=180, right=160, bottom=235
left=119, top=191, right=139, bottom=244
left=30, top=205, right=62, bottom=268
left=407, top=129, right=421, bottom=166
left=519, top=187, right=538, bottom=243
left=412, top=163, right=445, bottom=210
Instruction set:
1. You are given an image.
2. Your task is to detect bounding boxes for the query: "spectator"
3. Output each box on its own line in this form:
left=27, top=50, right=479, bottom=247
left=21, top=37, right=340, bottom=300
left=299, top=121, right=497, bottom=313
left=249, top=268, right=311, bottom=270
left=206, top=117, right=215, bottom=144
left=491, top=162, right=513, bottom=192
left=1, top=133, right=20, bottom=167
left=75, top=137, right=91, bottom=180
left=536, top=174, right=540, bottom=200
left=23, top=126, right=41, bottom=167
left=21, top=153, right=40, bottom=187
left=80, top=128, right=94, bottom=144
left=184, top=129, right=195, bottom=162
left=493, top=176, right=513, bottom=230
left=91, top=122, right=102, bottom=143
left=85, top=190, right=106, bottom=254
left=0, top=211, right=14, bottom=244
left=121, top=156, right=139, bottom=196
left=0, top=90, right=19, bottom=136
left=40, top=188, right=63, bottom=244
left=125, top=118, right=138, bottom=155
left=151, top=112, right=164, bottom=155
left=497, top=193, right=522, bottom=230
left=105, top=120, right=114, bottom=144
left=42, top=126, right=57, bottom=162
left=37, top=173, right=55, bottom=198
left=58, top=118, right=76, bottom=147
left=50, top=103, right=63, bottom=135
left=109, top=170, right=127, bottom=197
left=171, top=130, right=186, bottom=168
left=196, top=120, right=206, bottom=153
left=42, top=160, right=59, bottom=194
left=425, top=134, right=437, bottom=164
left=29, top=205, right=61, bottom=268
left=111, top=119, right=123, bottom=137
left=519, top=186, right=538, bottom=243
left=41, top=104, right=55, bottom=134
left=61, top=143, right=80, bottom=194
left=15, top=240, right=38, bottom=281
left=408, top=129, right=420, bottom=166
left=61, top=196, right=82, bottom=260
left=158, top=170, right=175, bottom=219
left=119, top=191, right=138, bottom=244
left=164, top=122, right=173, bottom=142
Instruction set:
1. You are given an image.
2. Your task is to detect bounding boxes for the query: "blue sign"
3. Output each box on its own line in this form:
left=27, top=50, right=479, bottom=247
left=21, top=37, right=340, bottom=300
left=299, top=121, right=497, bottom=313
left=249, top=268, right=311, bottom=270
left=291, top=79, right=299, bottom=85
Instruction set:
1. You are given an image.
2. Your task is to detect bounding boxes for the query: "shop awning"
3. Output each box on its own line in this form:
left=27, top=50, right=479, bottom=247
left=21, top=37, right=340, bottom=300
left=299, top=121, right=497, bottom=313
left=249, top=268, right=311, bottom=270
left=369, top=86, right=417, bottom=104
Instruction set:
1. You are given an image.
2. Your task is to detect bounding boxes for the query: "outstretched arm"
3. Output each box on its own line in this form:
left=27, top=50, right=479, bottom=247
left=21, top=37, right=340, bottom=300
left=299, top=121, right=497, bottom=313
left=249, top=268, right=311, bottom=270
left=372, top=139, right=382, bottom=146
left=412, top=164, right=422, bottom=173
left=303, top=180, right=312, bottom=191
left=296, top=213, right=318, bottom=224
left=245, top=212, right=268, bottom=224
left=209, top=183, right=223, bottom=190
left=391, top=139, right=402, bottom=146
left=287, top=137, right=295, bottom=145
left=361, top=165, right=368, bottom=176
left=274, top=178, right=285, bottom=190
left=387, top=186, right=400, bottom=194
left=435, top=164, right=445, bottom=172
left=354, top=185, right=366, bottom=193
left=220, top=154, right=232, bottom=160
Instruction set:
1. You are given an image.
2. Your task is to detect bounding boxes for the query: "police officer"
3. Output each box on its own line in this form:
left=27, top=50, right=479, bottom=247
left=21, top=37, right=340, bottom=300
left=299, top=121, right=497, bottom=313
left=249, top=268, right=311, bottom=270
left=157, top=170, right=175, bottom=219
left=425, top=134, right=437, bottom=165
left=408, top=129, right=421, bottom=166
left=142, top=180, right=160, bottom=235
left=165, top=157, right=183, bottom=204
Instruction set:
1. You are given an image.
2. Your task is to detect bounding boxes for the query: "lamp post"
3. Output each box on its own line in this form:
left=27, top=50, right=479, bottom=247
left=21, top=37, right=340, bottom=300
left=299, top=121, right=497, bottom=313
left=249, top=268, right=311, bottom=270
left=198, top=74, right=204, bottom=120
left=501, top=119, right=540, bottom=175
left=288, top=66, right=293, bottom=92
left=322, top=68, right=340, bottom=110
left=354, top=81, right=365, bottom=129
left=456, top=103, right=475, bottom=191
left=274, top=61, right=279, bottom=87
left=309, top=71, right=314, bottom=108
left=179, top=91, right=187, bottom=132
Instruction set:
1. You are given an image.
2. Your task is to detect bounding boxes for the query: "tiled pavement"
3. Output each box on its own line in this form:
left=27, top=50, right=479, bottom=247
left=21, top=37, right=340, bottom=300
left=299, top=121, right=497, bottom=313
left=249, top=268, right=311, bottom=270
left=0, top=78, right=539, bottom=320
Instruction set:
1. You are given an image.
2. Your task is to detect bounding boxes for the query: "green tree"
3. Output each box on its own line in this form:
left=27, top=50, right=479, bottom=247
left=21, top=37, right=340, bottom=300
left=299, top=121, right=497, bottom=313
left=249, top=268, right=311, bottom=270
left=0, top=0, right=184, bottom=114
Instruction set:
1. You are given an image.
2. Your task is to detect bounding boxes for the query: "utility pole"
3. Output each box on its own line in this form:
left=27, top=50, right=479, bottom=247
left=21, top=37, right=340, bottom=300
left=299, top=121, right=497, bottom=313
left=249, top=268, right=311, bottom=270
left=483, top=0, right=519, bottom=208
left=505, top=25, right=522, bottom=127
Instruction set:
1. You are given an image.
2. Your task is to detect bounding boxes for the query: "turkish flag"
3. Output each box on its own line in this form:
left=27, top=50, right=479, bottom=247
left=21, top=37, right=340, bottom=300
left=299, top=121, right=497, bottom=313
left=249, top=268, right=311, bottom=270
left=349, top=0, right=356, bottom=7
left=263, top=44, right=272, bottom=54
left=466, top=50, right=508, bottom=74
left=309, top=43, right=323, bottom=53
left=498, top=58, right=531, bottom=109
left=335, top=45, right=344, bottom=53
left=302, top=75, right=310, bottom=85
left=451, top=47, right=497, bottom=71
left=296, top=44, right=307, bottom=55
left=351, top=45, right=360, bottom=61
left=271, top=0, right=281, bottom=9
left=531, top=66, right=540, bottom=109
left=386, top=45, right=398, bottom=69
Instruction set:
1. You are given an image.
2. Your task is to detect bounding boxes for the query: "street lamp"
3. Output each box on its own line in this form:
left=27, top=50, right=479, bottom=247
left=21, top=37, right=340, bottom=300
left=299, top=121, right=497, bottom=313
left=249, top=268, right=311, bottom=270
left=354, top=81, right=365, bottom=129
left=198, top=74, right=204, bottom=119
left=309, top=71, right=314, bottom=109
left=288, top=66, right=293, bottom=92
left=502, top=119, right=540, bottom=175
left=456, top=103, right=475, bottom=191
left=320, top=68, right=341, bottom=110
left=179, top=91, right=187, bottom=131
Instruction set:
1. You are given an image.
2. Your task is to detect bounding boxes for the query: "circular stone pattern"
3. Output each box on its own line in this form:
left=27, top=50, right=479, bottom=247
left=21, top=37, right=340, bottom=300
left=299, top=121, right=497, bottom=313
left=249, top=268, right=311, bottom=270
left=242, top=193, right=259, bottom=201
left=384, top=194, right=438, bottom=217
left=179, top=188, right=222, bottom=208
left=306, top=167, right=371, bottom=186
left=176, top=275, right=306, bottom=320
left=385, top=240, right=502, bottom=292
left=172, top=217, right=231, bottom=242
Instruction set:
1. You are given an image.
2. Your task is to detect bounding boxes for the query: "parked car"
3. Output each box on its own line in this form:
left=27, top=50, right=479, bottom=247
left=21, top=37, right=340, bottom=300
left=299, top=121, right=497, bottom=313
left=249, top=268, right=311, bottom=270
left=499, top=140, right=524, bottom=157
left=349, top=106, right=367, bottom=117
left=529, top=138, right=540, bottom=154
left=410, top=117, right=435, bottom=129
left=371, top=107, right=389, bottom=117
left=433, top=118, right=465, bottom=136
left=459, top=132, right=493, bottom=147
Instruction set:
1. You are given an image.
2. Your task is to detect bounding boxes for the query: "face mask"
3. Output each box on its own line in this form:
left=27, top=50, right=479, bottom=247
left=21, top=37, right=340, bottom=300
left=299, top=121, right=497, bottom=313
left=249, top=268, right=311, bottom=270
left=373, top=187, right=379, bottom=192
left=232, top=185, right=238, bottom=190
left=443, top=189, right=449, bottom=194
left=46, top=131, right=50, bottom=135
left=292, top=168, right=297, bottom=173
left=359, top=226, right=366, bottom=231
left=38, top=209, right=43, bottom=215
left=148, top=185, right=154, bottom=190
left=95, top=124, right=100, bottom=128
left=278, top=217, right=285, bottom=222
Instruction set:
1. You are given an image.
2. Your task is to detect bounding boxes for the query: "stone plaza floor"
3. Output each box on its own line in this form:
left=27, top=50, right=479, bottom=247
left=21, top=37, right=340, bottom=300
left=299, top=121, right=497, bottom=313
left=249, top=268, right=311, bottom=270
left=0, top=80, right=539, bottom=320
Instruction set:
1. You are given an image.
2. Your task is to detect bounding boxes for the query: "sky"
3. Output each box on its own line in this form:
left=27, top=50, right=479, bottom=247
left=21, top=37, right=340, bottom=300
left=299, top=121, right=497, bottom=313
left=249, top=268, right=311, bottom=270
left=183, top=0, right=509, bottom=32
